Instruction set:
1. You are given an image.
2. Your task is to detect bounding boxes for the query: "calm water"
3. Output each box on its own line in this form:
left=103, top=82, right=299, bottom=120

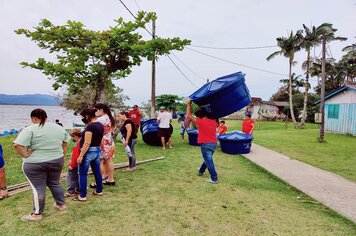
left=0, top=105, right=83, bottom=131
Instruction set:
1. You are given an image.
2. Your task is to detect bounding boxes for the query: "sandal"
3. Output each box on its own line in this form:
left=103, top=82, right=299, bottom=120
left=64, top=192, right=77, bottom=198
left=103, top=180, right=115, bottom=186
left=53, top=203, right=68, bottom=211
left=92, top=191, right=103, bottom=196
left=72, top=196, right=87, bottom=202
left=89, top=183, right=97, bottom=189
left=21, top=213, right=43, bottom=222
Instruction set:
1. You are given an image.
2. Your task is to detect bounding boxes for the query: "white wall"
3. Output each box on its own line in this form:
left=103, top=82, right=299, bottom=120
left=326, top=90, right=356, bottom=104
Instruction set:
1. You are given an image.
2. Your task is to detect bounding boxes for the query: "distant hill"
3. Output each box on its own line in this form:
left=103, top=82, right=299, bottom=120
left=0, top=94, right=60, bottom=106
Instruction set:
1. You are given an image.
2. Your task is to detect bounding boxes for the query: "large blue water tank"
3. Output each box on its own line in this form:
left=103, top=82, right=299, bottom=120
left=218, top=131, right=253, bottom=154
left=189, top=72, right=251, bottom=119
left=186, top=129, right=200, bottom=146
left=140, top=119, right=173, bottom=146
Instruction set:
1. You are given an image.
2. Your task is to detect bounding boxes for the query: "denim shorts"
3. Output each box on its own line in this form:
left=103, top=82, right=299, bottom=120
left=0, top=144, right=4, bottom=168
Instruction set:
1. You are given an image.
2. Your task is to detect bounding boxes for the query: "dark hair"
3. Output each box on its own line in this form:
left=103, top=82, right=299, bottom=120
left=246, top=114, right=251, bottom=118
left=30, top=108, right=47, bottom=127
left=80, top=108, right=97, bottom=123
left=220, top=120, right=225, bottom=124
left=119, top=111, right=130, bottom=118
left=94, top=103, right=116, bottom=128
left=55, top=119, right=59, bottom=122
left=194, top=109, right=210, bottom=119
left=69, top=128, right=82, bottom=138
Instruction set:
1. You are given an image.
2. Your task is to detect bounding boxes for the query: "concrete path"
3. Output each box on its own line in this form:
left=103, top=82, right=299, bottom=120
left=242, top=143, right=356, bottom=223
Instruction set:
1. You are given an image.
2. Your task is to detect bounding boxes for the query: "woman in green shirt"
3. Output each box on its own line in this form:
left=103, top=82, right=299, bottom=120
left=13, top=108, right=71, bottom=222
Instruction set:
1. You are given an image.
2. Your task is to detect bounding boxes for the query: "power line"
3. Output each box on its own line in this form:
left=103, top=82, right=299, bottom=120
left=133, top=0, right=141, bottom=11
left=171, top=52, right=206, bottom=81
left=189, top=44, right=278, bottom=50
left=117, top=0, right=200, bottom=88
left=186, top=47, right=288, bottom=77
left=167, top=55, right=199, bottom=88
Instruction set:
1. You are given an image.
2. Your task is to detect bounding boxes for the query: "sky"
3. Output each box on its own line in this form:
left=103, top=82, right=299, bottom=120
left=0, top=0, right=355, bottom=105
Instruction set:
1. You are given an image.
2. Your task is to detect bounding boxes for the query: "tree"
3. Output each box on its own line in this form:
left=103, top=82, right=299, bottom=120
left=299, top=24, right=322, bottom=128
left=155, top=94, right=182, bottom=112
left=339, top=42, right=356, bottom=83
left=15, top=12, right=191, bottom=104
left=267, top=31, right=303, bottom=128
left=316, top=23, right=347, bottom=142
left=60, top=86, right=128, bottom=114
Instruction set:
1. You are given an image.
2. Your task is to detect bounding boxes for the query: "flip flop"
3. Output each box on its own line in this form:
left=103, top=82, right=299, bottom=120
left=89, top=183, right=97, bottom=189
left=103, top=180, right=115, bottom=186
left=0, top=194, right=9, bottom=200
left=72, top=196, right=87, bottom=202
left=21, top=213, right=43, bottom=222
left=92, top=191, right=103, bottom=196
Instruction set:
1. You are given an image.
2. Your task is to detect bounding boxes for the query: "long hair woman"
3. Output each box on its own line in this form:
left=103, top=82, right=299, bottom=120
left=13, top=108, right=71, bottom=221
left=93, top=103, right=116, bottom=186
left=75, top=108, right=104, bottom=202
left=118, top=111, right=138, bottom=170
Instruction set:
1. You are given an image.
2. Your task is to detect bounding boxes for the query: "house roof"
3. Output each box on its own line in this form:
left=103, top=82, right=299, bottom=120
left=272, top=101, right=289, bottom=107
left=315, top=85, right=356, bottom=104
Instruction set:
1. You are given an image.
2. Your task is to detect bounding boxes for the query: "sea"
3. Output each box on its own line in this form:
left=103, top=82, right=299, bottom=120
left=0, top=105, right=83, bottom=132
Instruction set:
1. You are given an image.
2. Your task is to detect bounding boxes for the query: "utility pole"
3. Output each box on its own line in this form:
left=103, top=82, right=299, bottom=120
left=150, top=18, right=156, bottom=118
left=319, top=35, right=326, bottom=142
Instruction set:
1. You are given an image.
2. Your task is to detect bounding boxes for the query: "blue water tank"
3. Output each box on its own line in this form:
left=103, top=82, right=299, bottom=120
left=218, top=131, right=253, bottom=154
left=140, top=119, right=173, bottom=146
left=186, top=129, right=200, bottom=146
left=189, top=72, right=251, bottom=119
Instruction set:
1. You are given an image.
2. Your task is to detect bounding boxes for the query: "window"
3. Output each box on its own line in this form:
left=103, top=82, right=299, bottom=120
left=327, top=104, right=339, bottom=119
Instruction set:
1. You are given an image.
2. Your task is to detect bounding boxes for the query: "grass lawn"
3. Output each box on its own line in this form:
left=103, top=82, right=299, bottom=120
left=225, top=120, right=356, bottom=182
left=0, top=121, right=355, bottom=235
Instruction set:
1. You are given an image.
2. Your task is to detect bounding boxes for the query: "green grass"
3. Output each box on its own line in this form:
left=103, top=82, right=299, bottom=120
left=0, top=121, right=355, bottom=235
left=238, top=120, right=356, bottom=182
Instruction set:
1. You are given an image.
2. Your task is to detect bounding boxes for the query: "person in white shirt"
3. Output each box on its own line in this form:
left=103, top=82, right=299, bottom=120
left=157, top=106, right=173, bottom=150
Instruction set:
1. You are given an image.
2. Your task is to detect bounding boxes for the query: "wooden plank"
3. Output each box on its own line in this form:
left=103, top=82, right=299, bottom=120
left=7, top=157, right=164, bottom=196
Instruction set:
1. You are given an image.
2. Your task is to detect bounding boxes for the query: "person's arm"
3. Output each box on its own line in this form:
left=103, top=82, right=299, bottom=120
left=69, top=145, right=80, bottom=169
left=124, top=124, right=132, bottom=147
left=186, top=99, right=196, bottom=123
left=249, top=122, right=255, bottom=134
left=62, top=142, right=68, bottom=158
left=77, top=131, right=92, bottom=164
left=13, top=144, right=33, bottom=158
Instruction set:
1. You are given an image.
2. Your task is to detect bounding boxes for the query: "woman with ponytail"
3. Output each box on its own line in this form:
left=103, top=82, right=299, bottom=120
left=13, top=108, right=71, bottom=221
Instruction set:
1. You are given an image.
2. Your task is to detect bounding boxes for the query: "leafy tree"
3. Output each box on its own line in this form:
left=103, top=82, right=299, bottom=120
left=15, top=12, right=191, bottom=104
left=60, top=86, right=128, bottom=114
left=155, top=94, right=182, bottom=111
left=339, top=42, right=356, bottom=83
left=267, top=30, right=303, bottom=128
left=299, top=24, right=323, bottom=127
left=292, top=93, right=320, bottom=123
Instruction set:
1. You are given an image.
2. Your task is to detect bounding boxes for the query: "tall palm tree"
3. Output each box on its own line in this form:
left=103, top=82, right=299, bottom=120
left=267, top=31, right=303, bottom=128
left=299, top=24, right=322, bottom=128
left=340, top=42, right=356, bottom=83
left=316, top=23, right=347, bottom=142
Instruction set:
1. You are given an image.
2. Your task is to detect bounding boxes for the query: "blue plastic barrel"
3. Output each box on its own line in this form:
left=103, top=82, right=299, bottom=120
left=189, top=72, right=251, bottom=119
left=140, top=119, right=173, bottom=146
left=2, top=131, right=10, bottom=136
left=186, top=129, right=200, bottom=146
left=218, top=131, right=253, bottom=154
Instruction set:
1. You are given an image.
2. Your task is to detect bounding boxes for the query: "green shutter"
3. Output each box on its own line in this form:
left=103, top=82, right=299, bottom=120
left=327, top=104, right=339, bottom=119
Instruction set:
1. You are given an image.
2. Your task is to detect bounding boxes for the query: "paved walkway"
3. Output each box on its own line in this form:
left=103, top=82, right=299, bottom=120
left=242, top=144, right=356, bottom=223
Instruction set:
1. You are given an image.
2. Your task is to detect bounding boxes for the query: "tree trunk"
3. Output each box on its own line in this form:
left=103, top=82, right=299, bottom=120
left=94, top=76, right=106, bottom=105
left=300, top=50, right=310, bottom=128
left=289, top=58, right=298, bottom=128
left=319, top=38, right=326, bottom=142
left=150, top=18, right=156, bottom=118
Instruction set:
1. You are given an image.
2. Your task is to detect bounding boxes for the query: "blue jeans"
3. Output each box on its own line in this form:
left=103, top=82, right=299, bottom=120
left=199, top=143, right=218, bottom=181
left=78, top=147, right=103, bottom=197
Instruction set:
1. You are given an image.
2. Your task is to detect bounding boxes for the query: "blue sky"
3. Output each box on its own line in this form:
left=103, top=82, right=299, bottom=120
left=0, top=0, right=355, bottom=105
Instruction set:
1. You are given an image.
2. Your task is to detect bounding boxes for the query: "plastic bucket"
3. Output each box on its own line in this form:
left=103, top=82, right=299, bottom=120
left=189, top=72, right=251, bottom=119
left=218, top=131, right=253, bottom=154
left=186, top=129, right=200, bottom=146
left=140, top=119, right=173, bottom=146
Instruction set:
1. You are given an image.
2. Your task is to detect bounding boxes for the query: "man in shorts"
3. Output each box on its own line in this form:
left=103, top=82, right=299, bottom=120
left=157, top=106, right=173, bottom=150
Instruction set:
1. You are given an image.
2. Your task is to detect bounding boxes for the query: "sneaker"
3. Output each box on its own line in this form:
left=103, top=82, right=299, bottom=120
left=206, top=179, right=218, bottom=184
left=197, top=168, right=203, bottom=176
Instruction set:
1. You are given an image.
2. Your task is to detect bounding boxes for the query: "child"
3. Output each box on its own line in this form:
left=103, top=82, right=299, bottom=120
left=178, top=112, right=186, bottom=143
left=217, top=120, right=227, bottom=135
left=65, top=128, right=82, bottom=197
left=0, top=144, right=9, bottom=200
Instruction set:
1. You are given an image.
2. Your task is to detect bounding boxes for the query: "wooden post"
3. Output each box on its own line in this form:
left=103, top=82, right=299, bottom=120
left=319, top=36, right=326, bottom=142
left=150, top=18, right=156, bottom=118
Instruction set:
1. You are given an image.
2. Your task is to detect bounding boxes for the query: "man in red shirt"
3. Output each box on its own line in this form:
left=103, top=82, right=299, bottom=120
left=242, top=114, right=255, bottom=135
left=187, top=99, right=219, bottom=184
left=128, top=105, right=142, bottom=134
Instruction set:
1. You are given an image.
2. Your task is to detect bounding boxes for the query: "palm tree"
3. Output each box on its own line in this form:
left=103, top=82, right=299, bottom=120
left=299, top=24, right=322, bottom=128
left=340, top=42, right=356, bottom=83
left=316, top=23, right=347, bottom=142
left=279, top=73, right=304, bottom=92
left=267, top=31, right=303, bottom=128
